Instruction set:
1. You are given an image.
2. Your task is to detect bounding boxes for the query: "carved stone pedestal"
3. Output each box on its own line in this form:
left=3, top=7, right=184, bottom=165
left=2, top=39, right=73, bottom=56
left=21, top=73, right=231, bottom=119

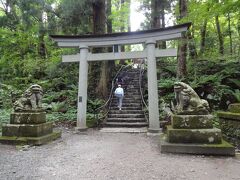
left=0, top=111, right=61, bottom=145
left=160, top=114, right=235, bottom=156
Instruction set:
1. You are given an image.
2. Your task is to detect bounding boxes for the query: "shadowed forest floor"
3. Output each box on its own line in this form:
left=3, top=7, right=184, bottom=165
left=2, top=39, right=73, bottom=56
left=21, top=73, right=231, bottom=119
left=0, top=128, right=240, bottom=180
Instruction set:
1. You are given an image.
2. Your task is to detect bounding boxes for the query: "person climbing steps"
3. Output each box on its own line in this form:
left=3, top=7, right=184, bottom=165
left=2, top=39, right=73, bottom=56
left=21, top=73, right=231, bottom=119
left=114, top=84, right=124, bottom=110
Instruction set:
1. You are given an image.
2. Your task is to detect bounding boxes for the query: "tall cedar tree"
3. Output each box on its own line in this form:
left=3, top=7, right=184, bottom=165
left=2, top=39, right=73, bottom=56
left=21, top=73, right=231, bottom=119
left=177, top=0, right=187, bottom=79
left=92, top=0, right=109, bottom=98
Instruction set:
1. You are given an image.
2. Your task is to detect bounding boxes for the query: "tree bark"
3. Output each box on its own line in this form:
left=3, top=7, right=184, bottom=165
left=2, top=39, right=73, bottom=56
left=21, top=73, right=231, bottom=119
left=227, top=13, right=233, bottom=55
left=215, top=15, right=224, bottom=55
left=107, top=0, right=115, bottom=73
left=151, top=0, right=160, bottom=29
left=187, top=27, right=197, bottom=60
left=107, top=0, right=112, bottom=34
left=160, top=1, right=166, bottom=49
left=38, top=13, right=46, bottom=58
left=200, top=19, right=207, bottom=54
left=92, top=1, right=106, bottom=35
left=177, top=0, right=187, bottom=79
left=92, top=0, right=109, bottom=98
left=151, top=0, right=167, bottom=49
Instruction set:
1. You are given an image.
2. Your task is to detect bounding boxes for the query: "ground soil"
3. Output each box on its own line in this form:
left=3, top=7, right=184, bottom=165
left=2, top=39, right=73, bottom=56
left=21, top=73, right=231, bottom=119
left=0, top=128, right=240, bottom=180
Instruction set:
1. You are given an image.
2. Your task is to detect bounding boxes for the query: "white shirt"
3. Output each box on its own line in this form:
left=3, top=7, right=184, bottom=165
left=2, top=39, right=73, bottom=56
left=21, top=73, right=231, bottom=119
left=115, top=87, right=124, bottom=96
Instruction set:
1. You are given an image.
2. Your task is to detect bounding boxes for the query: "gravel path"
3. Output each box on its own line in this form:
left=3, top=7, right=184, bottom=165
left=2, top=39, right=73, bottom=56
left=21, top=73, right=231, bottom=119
left=0, top=128, right=240, bottom=180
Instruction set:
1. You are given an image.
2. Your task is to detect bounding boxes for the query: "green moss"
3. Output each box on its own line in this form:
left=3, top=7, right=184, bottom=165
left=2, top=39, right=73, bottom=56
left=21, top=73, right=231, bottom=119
left=219, top=117, right=240, bottom=147
left=0, top=131, right=61, bottom=145
left=217, top=111, right=240, bottom=121
left=229, top=103, right=240, bottom=113
left=172, top=115, right=213, bottom=129
left=203, top=139, right=234, bottom=148
left=167, top=125, right=222, bottom=144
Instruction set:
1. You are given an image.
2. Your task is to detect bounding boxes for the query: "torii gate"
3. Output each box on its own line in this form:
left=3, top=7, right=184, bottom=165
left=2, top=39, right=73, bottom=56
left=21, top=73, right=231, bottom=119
left=50, top=23, right=191, bottom=133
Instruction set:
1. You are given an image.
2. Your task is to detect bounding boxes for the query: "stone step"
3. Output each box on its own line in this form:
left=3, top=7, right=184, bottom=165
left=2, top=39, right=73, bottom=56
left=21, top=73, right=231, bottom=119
left=100, top=127, right=148, bottom=133
left=111, top=101, right=141, bottom=104
left=111, top=102, right=141, bottom=105
left=109, top=110, right=144, bottom=114
left=125, top=90, right=140, bottom=93
left=107, top=117, right=146, bottom=122
left=124, top=95, right=141, bottom=97
left=104, top=122, right=148, bottom=128
left=108, top=114, right=145, bottom=118
left=110, top=104, right=142, bottom=108
left=111, top=100, right=141, bottom=104
left=112, top=97, right=141, bottom=101
left=110, top=107, right=142, bottom=110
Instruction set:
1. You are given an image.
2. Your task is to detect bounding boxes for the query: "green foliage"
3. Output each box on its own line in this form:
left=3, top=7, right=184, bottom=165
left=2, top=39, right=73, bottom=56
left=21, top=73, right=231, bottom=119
left=232, top=90, right=240, bottom=102
left=87, top=99, right=104, bottom=113
left=158, top=77, right=177, bottom=103
left=111, top=0, right=130, bottom=32
left=0, top=109, right=11, bottom=132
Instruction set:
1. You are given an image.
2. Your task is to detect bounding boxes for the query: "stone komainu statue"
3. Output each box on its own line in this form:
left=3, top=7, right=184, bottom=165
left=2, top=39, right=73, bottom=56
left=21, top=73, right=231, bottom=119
left=13, top=84, right=43, bottom=111
left=173, top=82, right=210, bottom=115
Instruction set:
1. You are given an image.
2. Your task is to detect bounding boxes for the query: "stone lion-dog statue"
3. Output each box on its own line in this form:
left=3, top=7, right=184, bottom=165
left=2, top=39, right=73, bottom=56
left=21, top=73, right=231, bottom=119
left=173, top=82, right=210, bottom=115
left=13, top=84, right=43, bottom=111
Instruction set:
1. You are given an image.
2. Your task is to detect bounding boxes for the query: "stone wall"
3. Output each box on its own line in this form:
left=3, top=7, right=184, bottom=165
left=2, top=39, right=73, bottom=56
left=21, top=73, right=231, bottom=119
left=218, top=103, right=240, bottom=148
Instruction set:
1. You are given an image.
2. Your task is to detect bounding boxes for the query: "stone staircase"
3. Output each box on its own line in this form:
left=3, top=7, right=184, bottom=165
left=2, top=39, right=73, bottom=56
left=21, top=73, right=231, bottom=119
left=104, top=69, right=148, bottom=128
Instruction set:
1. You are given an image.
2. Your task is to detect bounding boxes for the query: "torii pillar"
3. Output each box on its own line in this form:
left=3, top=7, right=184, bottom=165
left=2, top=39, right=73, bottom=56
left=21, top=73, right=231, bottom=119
left=146, top=40, right=160, bottom=133
left=75, top=45, right=89, bottom=131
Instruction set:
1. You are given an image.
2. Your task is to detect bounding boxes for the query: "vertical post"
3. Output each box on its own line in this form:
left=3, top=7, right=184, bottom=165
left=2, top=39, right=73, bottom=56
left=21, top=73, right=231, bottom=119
left=146, top=40, right=160, bottom=133
left=76, top=45, right=89, bottom=132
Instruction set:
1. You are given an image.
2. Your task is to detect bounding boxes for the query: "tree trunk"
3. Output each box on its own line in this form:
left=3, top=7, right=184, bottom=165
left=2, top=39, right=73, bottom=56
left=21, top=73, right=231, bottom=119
left=92, top=0, right=108, bottom=98
left=151, top=0, right=161, bottom=29
left=107, top=0, right=113, bottom=34
left=227, top=13, right=233, bottom=55
left=151, top=0, right=167, bottom=49
left=93, top=1, right=105, bottom=35
left=215, top=15, right=224, bottom=55
left=200, top=19, right=207, bottom=54
left=107, top=0, right=115, bottom=74
left=177, top=0, right=188, bottom=79
left=187, top=27, right=197, bottom=60
left=38, top=15, right=46, bottom=58
left=160, top=1, right=166, bottom=49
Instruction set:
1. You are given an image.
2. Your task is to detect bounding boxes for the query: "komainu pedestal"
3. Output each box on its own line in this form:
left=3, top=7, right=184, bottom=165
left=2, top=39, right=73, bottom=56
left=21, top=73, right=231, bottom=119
left=0, top=84, right=61, bottom=145
left=160, top=82, right=235, bottom=156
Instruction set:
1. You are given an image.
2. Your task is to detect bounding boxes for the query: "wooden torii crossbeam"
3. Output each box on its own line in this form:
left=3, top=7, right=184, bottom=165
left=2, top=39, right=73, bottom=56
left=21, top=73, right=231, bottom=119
left=50, top=22, right=191, bottom=132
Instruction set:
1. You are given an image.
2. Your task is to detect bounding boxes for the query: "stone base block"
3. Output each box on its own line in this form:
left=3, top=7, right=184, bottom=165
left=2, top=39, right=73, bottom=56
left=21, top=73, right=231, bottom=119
left=2, top=122, right=53, bottom=137
left=160, top=136, right=235, bottom=156
left=167, top=126, right=222, bottom=144
left=217, top=112, right=240, bottom=121
left=10, top=112, right=46, bottom=124
left=172, top=115, right=213, bottom=129
left=0, top=131, right=61, bottom=145
left=229, top=103, right=240, bottom=113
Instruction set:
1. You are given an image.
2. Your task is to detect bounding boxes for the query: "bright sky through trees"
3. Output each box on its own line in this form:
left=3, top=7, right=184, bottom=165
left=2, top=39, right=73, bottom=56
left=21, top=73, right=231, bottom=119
left=130, top=0, right=145, bottom=31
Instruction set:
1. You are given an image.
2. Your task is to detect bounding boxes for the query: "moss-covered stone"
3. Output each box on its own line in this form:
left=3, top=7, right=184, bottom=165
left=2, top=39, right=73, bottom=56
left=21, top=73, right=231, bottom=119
left=229, top=103, right=240, bottom=113
left=219, top=117, right=240, bottom=148
left=10, top=111, right=46, bottom=124
left=172, top=115, right=213, bottom=129
left=0, top=131, right=61, bottom=145
left=160, top=135, right=235, bottom=156
left=2, top=122, right=53, bottom=137
left=167, top=125, right=222, bottom=144
left=217, top=111, right=240, bottom=121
